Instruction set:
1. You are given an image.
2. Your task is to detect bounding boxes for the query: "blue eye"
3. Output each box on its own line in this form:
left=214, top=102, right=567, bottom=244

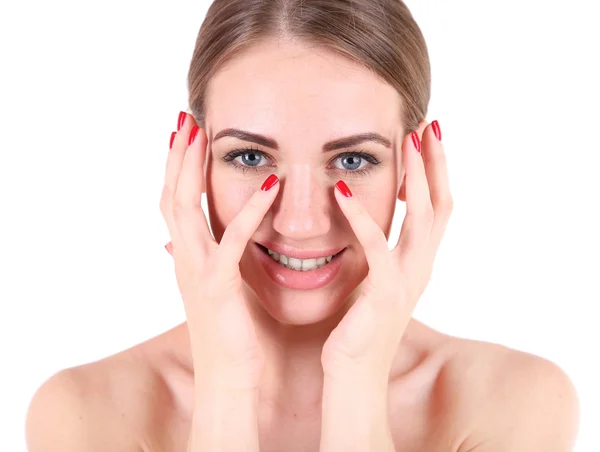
left=334, top=154, right=367, bottom=171
left=236, top=151, right=265, bottom=167
left=331, top=151, right=381, bottom=176
left=222, top=147, right=270, bottom=173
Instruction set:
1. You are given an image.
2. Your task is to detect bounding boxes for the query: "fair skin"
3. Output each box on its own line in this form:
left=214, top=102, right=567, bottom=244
left=26, top=39, right=579, bottom=452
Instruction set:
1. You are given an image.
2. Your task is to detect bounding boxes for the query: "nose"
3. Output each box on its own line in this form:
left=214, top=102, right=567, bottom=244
left=271, top=164, right=331, bottom=240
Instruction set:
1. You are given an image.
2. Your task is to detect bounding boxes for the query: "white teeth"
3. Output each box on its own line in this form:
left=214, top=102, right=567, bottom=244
left=288, top=257, right=302, bottom=270
left=302, top=259, right=317, bottom=271
left=265, top=247, right=338, bottom=271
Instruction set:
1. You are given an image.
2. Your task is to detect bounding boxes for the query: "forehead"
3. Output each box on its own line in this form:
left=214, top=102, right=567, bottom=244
left=205, top=39, right=403, bottom=142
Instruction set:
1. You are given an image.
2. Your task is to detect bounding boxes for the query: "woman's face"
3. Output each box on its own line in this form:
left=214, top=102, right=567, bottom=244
left=204, top=38, right=407, bottom=325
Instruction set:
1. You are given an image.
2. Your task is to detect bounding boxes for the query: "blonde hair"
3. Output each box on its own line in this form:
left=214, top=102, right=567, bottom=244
left=187, top=0, right=431, bottom=135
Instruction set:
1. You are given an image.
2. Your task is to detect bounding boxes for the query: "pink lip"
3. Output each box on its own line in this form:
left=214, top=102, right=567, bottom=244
left=253, top=243, right=346, bottom=290
left=255, top=241, right=346, bottom=260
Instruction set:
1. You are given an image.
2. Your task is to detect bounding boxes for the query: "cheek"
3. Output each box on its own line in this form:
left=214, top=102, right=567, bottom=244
left=354, top=181, right=397, bottom=237
left=207, top=175, right=257, bottom=240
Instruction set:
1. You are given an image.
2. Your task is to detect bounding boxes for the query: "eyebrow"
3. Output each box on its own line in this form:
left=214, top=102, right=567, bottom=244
left=213, top=128, right=392, bottom=151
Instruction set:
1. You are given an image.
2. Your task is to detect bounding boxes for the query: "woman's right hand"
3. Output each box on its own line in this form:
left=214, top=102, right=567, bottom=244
left=160, top=112, right=280, bottom=391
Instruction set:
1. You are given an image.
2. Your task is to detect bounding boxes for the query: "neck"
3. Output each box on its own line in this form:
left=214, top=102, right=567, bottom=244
left=171, top=282, right=426, bottom=419
left=241, top=281, right=361, bottom=418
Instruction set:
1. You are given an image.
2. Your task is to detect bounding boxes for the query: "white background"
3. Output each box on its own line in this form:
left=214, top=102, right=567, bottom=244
left=1, top=0, right=599, bottom=450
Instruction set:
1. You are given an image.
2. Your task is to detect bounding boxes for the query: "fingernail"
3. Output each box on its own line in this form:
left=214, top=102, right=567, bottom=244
left=261, top=174, right=279, bottom=191
left=432, top=120, right=442, bottom=141
left=188, top=126, right=200, bottom=146
left=335, top=180, right=352, bottom=198
left=411, top=131, right=421, bottom=153
left=169, top=131, right=176, bottom=149
left=177, top=111, right=187, bottom=131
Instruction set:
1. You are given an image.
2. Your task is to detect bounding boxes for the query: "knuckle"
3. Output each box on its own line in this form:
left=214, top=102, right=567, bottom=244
left=437, top=197, right=454, bottom=216
left=159, top=187, right=173, bottom=214
left=171, top=199, right=186, bottom=219
left=171, top=191, right=203, bottom=216
left=353, top=205, right=369, bottom=221
left=171, top=199, right=196, bottom=222
left=159, top=201, right=171, bottom=221
left=159, top=200, right=169, bottom=218
left=245, top=198, right=262, bottom=215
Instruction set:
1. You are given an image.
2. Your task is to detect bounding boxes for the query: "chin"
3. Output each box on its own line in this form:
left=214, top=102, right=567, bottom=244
left=239, top=241, right=367, bottom=325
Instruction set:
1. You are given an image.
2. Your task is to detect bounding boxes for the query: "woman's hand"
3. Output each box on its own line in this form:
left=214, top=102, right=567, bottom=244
left=320, top=121, right=451, bottom=451
left=162, top=112, right=280, bottom=451
left=161, top=112, right=280, bottom=391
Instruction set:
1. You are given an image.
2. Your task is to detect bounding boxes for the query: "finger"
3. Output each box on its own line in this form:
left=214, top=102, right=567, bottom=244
left=392, top=131, right=434, bottom=267
left=421, top=121, right=453, bottom=255
left=160, top=112, right=196, bottom=236
left=217, top=174, right=280, bottom=270
left=333, top=180, right=390, bottom=280
left=172, top=123, right=214, bottom=251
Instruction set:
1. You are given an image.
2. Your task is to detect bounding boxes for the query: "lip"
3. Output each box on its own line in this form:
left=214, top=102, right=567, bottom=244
left=253, top=242, right=346, bottom=290
left=255, top=241, right=345, bottom=260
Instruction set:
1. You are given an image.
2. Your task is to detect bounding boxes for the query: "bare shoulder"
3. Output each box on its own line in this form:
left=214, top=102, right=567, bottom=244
left=440, top=336, right=580, bottom=452
left=26, top=340, right=174, bottom=452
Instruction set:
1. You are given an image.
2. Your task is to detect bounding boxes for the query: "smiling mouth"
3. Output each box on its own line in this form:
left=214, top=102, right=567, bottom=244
left=256, top=243, right=345, bottom=272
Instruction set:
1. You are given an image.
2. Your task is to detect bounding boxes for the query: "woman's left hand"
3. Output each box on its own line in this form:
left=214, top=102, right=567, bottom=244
left=321, top=121, right=452, bottom=382
left=319, top=122, right=452, bottom=451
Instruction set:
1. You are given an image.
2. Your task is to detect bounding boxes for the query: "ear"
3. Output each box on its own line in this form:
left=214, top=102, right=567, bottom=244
left=398, top=119, right=428, bottom=202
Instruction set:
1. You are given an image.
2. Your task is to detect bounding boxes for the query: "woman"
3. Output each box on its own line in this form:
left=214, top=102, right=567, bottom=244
left=26, top=0, right=579, bottom=451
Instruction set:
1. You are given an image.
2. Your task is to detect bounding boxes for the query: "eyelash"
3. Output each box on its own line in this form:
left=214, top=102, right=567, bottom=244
left=221, top=146, right=382, bottom=177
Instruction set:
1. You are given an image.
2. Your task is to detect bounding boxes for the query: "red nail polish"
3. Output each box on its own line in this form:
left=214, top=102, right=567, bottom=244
left=177, top=111, right=187, bottom=131
left=261, top=174, right=279, bottom=191
left=188, top=126, right=200, bottom=146
left=432, top=120, right=442, bottom=141
left=169, top=131, right=176, bottom=149
left=411, top=132, right=421, bottom=153
left=335, top=180, right=352, bottom=198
